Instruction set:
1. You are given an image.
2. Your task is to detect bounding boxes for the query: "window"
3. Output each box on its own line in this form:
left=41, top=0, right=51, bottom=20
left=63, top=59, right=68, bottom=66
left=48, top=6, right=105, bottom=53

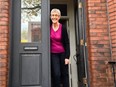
left=21, top=0, right=41, bottom=43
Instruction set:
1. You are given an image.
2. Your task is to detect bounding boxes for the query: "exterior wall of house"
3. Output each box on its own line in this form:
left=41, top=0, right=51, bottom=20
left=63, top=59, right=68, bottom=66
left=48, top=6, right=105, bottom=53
left=0, top=0, right=116, bottom=87
left=87, top=0, right=114, bottom=87
left=107, top=0, right=116, bottom=60
left=107, top=1, right=116, bottom=86
left=0, top=0, right=9, bottom=87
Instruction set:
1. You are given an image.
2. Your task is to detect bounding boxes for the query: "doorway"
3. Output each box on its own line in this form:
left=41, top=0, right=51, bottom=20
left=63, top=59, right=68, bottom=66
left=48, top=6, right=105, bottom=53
left=50, top=0, right=78, bottom=87
left=9, top=0, right=89, bottom=87
left=50, top=0, right=89, bottom=87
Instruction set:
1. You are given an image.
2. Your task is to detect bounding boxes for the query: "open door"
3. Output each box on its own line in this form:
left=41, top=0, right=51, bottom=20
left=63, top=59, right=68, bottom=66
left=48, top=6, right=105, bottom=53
left=9, top=0, right=50, bottom=87
left=74, top=0, right=90, bottom=87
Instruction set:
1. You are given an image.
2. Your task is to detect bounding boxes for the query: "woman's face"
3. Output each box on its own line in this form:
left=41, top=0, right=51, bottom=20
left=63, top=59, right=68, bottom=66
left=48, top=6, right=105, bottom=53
left=51, top=12, right=60, bottom=24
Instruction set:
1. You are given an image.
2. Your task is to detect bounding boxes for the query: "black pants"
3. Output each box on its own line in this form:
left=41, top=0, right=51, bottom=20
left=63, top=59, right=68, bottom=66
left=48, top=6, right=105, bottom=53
left=51, top=53, right=69, bottom=87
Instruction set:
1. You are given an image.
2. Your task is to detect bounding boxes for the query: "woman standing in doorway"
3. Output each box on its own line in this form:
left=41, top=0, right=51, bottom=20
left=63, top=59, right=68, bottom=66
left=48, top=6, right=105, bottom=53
left=50, top=8, right=70, bottom=87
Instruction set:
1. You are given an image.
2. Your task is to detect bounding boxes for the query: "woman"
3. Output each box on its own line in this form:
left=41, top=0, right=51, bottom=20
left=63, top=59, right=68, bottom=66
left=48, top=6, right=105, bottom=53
left=50, top=8, right=70, bottom=87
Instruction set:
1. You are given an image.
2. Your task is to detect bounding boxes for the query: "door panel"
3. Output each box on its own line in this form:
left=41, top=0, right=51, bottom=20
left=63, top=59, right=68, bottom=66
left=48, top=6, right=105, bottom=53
left=10, top=0, right=50, bottom=87
left=21, top=54, right=41, bottom=86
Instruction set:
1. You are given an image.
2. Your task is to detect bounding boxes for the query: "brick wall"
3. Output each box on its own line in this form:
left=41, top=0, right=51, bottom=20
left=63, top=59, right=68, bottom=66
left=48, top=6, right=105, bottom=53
left=0, top=0, right=9, bottom=87
left=107, top=1, right=116, bottom=86
left=87, top=0, right=112, bottom=87
left=107, top=0, right=116, bottom=60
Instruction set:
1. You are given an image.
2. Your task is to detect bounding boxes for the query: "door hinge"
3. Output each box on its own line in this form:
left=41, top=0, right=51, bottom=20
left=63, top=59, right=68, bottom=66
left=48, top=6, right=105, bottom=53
left=80, top=39, right=87, bottom=46
left=85, top=42, right=87, bottom=46
left=78, top=2, right=82, bottom=8
left=83, top=77, right=88, bottom=84
left=80, top=39, right=84, bottom=46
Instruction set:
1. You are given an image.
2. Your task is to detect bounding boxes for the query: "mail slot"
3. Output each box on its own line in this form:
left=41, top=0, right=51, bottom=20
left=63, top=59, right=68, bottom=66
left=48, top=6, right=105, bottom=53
left=24, top=46, right=38, bottom=51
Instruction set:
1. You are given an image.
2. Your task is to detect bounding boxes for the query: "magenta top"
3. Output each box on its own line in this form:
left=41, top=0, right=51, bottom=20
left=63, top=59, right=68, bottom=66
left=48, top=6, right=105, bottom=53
left=50, top=24, right=65, bottom=53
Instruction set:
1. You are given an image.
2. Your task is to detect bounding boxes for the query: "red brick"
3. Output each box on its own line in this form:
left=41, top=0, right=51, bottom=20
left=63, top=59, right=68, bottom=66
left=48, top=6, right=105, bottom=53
left=90, top=57, right=109, bottom=61
left=109, top=19, right=116, bottom=24
left=0, top=50, right=7, bottom=55
left=0, top=0, right=9, bottom=87
left=88, top=0, right=101, bottom=3
left=98, top=40, right=110, bottom=44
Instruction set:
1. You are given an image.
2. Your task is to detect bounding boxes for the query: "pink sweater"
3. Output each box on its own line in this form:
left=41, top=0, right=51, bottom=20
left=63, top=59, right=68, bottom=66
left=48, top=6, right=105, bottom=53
left=50, top=24, right=65, bottom=53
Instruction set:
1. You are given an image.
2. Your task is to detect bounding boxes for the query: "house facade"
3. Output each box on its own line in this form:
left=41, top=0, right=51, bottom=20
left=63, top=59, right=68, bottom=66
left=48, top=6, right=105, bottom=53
left=0, top=0, right=116, bottom=87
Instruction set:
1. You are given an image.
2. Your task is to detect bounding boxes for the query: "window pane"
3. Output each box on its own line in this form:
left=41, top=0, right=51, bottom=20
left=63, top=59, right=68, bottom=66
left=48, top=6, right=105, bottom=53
left=21, top=0, right=41, bottom=43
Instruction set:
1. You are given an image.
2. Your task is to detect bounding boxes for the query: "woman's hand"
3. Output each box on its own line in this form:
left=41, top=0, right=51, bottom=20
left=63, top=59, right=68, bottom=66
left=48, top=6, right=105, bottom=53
left=65, top=59, right=70, bottom=65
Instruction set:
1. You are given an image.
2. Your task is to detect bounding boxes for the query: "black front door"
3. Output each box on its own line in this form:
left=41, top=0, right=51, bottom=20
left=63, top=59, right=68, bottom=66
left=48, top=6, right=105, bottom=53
left=10, top=0, right=50, bottom=87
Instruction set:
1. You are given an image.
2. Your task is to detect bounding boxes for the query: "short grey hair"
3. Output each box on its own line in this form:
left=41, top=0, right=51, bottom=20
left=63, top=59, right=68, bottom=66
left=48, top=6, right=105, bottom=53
left=51, top=8, right=61, bottom=16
